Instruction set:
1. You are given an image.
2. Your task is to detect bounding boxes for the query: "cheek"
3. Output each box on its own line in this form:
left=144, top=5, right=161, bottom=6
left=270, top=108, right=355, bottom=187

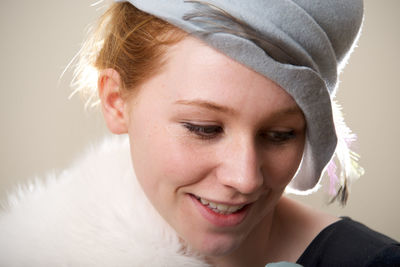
left=263, top=144, right=304, bottom=188
left=129, top=123, right=217, bottom=192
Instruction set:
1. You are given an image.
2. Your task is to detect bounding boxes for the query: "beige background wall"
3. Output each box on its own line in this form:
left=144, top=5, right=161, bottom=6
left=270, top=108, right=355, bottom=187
left=1, top=0, right=399, bottom=241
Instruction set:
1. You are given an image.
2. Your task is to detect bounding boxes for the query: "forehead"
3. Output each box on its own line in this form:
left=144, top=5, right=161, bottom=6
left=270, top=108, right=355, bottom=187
left=136, top=36, right=300, bottom=115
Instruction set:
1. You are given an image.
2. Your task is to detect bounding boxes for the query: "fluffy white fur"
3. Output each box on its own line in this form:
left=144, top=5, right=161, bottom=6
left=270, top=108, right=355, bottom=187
left=0, top=136, right=209, bottom=267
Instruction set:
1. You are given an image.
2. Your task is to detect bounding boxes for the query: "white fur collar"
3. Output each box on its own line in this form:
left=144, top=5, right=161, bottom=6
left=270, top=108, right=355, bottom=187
left=0, top=136, right=209, bottom=266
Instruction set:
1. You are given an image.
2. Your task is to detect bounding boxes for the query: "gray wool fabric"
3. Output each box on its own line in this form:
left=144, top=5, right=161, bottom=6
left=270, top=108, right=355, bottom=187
left=117, top=0, right=364, bottom=193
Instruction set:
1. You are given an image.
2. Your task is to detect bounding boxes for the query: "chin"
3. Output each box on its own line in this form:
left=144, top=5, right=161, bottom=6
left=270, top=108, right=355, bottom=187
left=189, top=231, right=246, bottom=258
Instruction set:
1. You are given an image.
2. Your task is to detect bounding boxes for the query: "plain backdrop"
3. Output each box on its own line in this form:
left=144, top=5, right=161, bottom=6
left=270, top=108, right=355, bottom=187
left=1, top=0, right=399, bottom=241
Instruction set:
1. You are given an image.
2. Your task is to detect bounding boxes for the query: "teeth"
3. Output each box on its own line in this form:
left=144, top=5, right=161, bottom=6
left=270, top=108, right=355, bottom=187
left=227, top=205, right=240, bottom=213
left=200, top=198, right=209, bottom=205
left=197, top=196, right=245, bottom=214
left=217, top=204, right=229, bottom=212
left=209, top=202, right=217, bottom=209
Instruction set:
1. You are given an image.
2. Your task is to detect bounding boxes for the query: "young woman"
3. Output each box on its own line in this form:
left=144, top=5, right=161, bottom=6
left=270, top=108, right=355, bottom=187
left=1, top=1, right=399, bottom=266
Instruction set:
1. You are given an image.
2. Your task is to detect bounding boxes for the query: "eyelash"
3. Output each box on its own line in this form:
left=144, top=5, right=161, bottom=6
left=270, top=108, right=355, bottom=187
left=182, top=123, right=223, bottom=140
left=182, top=123, right=296, bottom=144
left=260, top=130, right=296, bottom=144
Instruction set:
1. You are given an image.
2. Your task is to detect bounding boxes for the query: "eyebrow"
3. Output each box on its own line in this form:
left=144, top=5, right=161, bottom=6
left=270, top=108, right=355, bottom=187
left=174, top=99, right=303, bottom=118
left=174, top=99, right=237, bottom=115
left=273, top=105, right=303, bottom=118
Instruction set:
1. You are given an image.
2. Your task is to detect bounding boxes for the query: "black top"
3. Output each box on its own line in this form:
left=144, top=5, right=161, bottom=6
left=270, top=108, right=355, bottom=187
left=296, top=217, right=400, bottom=267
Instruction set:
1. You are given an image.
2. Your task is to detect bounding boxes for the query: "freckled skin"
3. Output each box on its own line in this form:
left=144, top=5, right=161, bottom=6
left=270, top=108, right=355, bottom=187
left=120, top=37, right=306, bottom=264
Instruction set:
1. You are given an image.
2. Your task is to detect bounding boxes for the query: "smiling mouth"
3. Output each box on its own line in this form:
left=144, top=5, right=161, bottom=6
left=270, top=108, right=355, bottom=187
left=193, top=195, right=247, bottom=215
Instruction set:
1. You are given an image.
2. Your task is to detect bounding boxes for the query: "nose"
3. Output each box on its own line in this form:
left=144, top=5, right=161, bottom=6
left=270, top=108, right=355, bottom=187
left=216, top=136, right=264, bottom=195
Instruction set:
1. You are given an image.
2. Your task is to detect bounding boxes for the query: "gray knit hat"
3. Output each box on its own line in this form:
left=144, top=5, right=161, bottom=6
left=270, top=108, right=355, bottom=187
left=118, top=0, right=364, bottom=194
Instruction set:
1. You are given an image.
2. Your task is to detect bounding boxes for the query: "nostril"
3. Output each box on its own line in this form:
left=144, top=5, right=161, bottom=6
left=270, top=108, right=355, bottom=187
left=219, top=171, right=264, bottom=195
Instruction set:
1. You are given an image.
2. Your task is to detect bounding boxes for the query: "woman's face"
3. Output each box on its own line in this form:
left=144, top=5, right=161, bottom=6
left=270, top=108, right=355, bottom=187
left=124, top=37, right=305, bottom=257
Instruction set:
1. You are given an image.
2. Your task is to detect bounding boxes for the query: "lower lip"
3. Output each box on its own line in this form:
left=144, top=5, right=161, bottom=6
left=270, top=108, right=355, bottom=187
left=189, top=194, right=250, bottom=227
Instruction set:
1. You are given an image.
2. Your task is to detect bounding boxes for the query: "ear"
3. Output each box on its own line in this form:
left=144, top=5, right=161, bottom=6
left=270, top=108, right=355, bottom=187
left=98, top=68, right=128, bottom=134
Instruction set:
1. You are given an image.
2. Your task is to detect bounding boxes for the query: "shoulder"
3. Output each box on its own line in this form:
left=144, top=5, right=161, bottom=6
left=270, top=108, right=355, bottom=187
left=0, top=136, right=135, bottom=264
left=297, top=217, right=400, bottom=266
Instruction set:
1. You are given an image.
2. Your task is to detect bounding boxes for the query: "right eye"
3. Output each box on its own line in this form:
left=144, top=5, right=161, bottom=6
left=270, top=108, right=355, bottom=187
left=182, top=122, right=223, bottom=140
